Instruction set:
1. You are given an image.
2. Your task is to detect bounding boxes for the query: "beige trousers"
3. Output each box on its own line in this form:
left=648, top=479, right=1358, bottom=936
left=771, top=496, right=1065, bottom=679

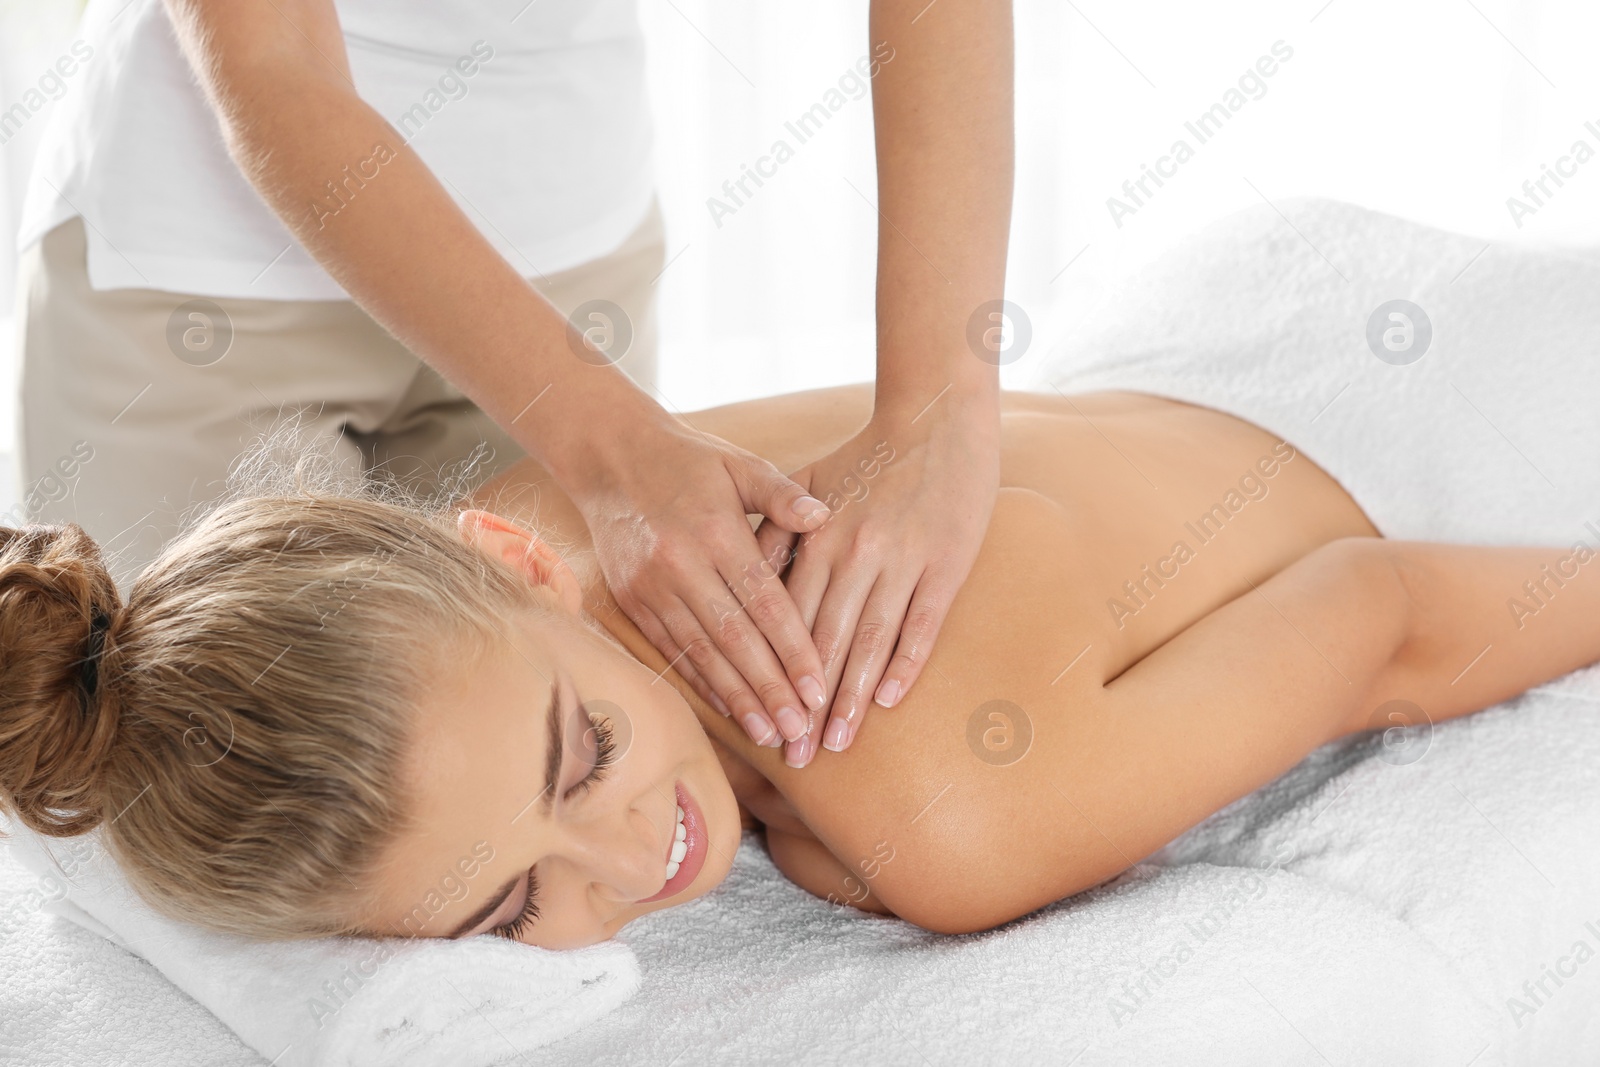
left=14, top=198, right=665, bottom=592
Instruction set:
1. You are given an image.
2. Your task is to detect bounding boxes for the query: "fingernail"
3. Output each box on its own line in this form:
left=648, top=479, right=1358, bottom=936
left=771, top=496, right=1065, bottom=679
left=785, top=734, right=814, bottom=768
left=709, top=693, right=731, bottom=717
left=874, top=678, right=901, bottom=708
left=773, top=705, right=807, bottom=742
left=823, top=717, right=851, bottom=752
left=741, top=712, right=776, bottom=746
left=797, top=675, right=826, bottom=711
left=793, top=495, right=829, bottom=524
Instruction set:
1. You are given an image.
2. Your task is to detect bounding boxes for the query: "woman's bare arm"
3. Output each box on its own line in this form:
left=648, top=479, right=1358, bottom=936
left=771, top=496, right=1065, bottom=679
left=1371, top=539, right=1600, bottom=725
left=881, top=536, right=1416, bottom=934
left=860, top=535, right=1600, bottom=934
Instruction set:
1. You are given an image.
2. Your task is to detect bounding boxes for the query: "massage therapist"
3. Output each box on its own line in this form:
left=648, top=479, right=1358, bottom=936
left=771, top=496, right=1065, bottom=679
left=12, top=0, right=1014, bottom=768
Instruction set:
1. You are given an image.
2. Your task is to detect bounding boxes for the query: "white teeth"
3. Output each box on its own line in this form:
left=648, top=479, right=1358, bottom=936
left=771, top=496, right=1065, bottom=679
left=664, top=802, right=688, bottom=882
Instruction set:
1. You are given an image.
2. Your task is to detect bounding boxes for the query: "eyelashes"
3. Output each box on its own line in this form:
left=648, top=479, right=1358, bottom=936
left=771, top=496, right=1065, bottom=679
left=493, top=868, right=540, bottom=942
left=568, top=714, right=617, bottom=798
left=490, top=706, right=618, bottom=942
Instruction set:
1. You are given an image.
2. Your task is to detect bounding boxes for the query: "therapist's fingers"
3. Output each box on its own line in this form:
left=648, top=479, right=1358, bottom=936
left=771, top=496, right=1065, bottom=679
left=655, top=555, right=811, bottom=747
left=715, top=454, right=833, bottom=721
left=748, top=455, right=812, bottom=609
left=810, top=572, right=919, bottom=762
left=781, top=533, right=835, bottom=655
left=714, top=539, right=832, bottom=737
left=625, top=600, right=734, bottom=720
left=865, top=571, right=956, bottom=719
left=585, top=430, right=829, bottom=746
left=653, top=593, right=783, bottom=747
left=755, top=514, right=835, bottom=641
left=752, top=518, right=800, bottom=595
left=728, top=449, right=831, bottom=537
left=790, top=565, right=874, bottom=764
left=660, top=597, right=796, bottom=748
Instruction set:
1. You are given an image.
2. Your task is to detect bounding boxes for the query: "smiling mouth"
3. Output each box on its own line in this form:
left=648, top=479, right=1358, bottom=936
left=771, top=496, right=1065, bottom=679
left=665, top=800, right=688, bottom=878
left=639, top=781, right=707, bottom=903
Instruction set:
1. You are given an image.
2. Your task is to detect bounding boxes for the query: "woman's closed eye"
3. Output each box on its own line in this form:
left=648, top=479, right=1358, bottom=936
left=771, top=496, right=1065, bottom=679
left=493, top=868, right=542, bottom=941
left=567, top=712, right=617, bottom=798
left=489, top=705, right=618, bottom=941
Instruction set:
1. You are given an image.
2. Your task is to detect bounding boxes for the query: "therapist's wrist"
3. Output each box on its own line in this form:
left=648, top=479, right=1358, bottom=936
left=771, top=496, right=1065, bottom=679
left=872, top=372, right=1000, bottom=439
left=531, top=372, right=675, bottom=500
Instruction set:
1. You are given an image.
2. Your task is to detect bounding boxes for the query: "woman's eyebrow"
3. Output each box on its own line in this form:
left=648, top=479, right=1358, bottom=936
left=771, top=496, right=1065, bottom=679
left=444, top=677, right=562, bottom=939
left=539, top=674, right=565, bottom=816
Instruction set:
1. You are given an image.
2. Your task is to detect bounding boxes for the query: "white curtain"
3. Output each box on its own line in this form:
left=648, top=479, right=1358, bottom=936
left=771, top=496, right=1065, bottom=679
left=2, top=0, right=1597, bottom=469
left=644, top=0, right=1600, bottom=411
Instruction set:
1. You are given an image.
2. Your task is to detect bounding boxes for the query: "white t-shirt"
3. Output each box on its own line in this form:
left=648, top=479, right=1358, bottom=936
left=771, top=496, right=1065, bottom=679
left=16, top=0, right=656, bottom=300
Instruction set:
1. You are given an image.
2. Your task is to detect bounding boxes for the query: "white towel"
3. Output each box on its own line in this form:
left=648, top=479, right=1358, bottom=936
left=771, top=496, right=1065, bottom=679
left=5, top=822, right=640, bottom=1066
left=1031, top=196, right=1600, bottom=548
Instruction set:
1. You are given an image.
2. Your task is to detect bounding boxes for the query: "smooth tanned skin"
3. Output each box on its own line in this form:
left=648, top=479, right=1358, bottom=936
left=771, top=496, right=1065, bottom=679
left=372, top=385, right=1600, bottom=942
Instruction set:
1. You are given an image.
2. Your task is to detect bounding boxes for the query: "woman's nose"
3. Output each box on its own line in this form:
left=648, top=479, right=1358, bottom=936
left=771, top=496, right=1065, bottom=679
left=570, top=817, right=668, bottom=903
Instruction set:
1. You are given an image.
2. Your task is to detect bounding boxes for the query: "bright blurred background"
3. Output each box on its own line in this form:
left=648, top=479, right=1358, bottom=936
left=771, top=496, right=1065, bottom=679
left=4, top=0, right=1600, bottom=514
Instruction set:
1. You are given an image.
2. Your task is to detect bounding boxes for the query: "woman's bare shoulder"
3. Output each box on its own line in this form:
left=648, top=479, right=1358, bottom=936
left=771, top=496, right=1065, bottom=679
left=731, top=487, right=1112, bottom=931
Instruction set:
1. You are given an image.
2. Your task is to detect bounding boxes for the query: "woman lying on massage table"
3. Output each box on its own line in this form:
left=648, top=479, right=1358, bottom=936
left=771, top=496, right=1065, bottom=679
left=3, top=384, right=1595, bottom=948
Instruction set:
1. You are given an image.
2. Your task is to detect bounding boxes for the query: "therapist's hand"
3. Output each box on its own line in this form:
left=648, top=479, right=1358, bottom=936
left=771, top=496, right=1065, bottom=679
left=565, top=412, right=834, bottom=747
left=757, top=401, right=1001, bottom=767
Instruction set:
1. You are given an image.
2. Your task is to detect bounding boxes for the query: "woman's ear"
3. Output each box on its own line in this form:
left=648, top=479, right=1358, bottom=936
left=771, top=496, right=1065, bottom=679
left=456, top=509, right=583, bottom=616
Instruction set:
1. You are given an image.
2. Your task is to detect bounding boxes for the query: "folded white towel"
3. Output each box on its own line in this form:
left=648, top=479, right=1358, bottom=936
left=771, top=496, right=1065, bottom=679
left=6, top=823, right=640, bottom=1066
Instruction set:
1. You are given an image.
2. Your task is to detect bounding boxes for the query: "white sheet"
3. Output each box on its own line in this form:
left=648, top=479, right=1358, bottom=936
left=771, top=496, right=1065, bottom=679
left=4, top=198, right=1598, bottom=1065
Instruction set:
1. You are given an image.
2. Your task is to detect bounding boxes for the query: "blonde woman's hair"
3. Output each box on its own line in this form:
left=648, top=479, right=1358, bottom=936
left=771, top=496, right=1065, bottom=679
left=0, top=428, right=551, bottom=939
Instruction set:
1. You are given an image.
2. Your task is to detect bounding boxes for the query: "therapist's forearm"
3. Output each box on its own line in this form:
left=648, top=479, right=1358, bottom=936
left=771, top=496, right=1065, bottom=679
left=166, top=7, right=657, bottom=490
left=867, top=0, right=1013, bottom=426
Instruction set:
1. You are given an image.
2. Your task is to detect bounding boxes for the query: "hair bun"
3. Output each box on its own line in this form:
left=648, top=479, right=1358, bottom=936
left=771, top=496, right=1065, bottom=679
left=0, top=523, right=125, bottom=838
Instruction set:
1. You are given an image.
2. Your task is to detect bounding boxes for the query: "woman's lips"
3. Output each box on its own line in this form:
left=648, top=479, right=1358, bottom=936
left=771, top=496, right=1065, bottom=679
left=638, top=780, right=707, bottom=904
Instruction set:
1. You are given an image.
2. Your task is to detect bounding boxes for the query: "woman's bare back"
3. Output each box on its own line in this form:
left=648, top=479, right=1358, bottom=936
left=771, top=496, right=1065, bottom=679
left=682, top=383, right=1381, bottom=681
left=471, top=383, right=1412, bottom=926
